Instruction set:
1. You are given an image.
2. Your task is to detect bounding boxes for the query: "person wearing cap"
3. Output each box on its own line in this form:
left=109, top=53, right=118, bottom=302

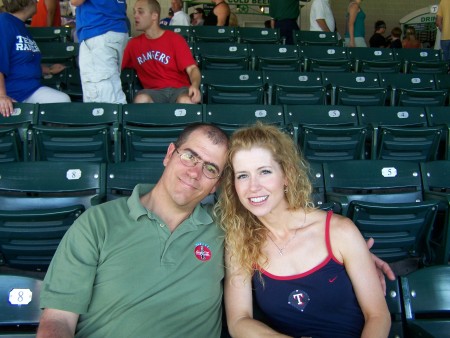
left=369, top=20, right=388, bottom=47
left=0, top=0, right=70, bottom=118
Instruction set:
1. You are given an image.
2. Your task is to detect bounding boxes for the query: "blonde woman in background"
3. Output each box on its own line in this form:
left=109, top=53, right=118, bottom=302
left=402, top=26, right=421, bottom=48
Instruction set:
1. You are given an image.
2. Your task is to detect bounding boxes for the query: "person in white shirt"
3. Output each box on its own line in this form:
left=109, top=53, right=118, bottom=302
left=310, top=0, right=335, bottom=32
left=169, top=0, right=189, bottom=26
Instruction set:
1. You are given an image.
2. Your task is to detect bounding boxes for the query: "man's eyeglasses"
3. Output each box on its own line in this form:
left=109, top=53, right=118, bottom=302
left=175, top=149, right=221, bottom=179
left=194, top=12, right=200, bottom=14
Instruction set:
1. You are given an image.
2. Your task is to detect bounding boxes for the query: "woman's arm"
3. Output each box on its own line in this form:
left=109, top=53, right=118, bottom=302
left=44, top=0, right=58, bottom=27
left=332, top=216, right=391, bottom=338
left=347, top=3, right=358, bottom=47
left=224, top=250, right=291, bottom=338
left=0, top=72, right=15, bottom=117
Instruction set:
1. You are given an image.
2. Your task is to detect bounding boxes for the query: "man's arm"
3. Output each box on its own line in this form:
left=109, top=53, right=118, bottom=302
left=367, top=237, right=396, bottom=295
left=185, top=64, right=201, bottom=103
left=436, top=15, right=443, bottom=31
left=316, top=18, right=331, bottom=32
left=37, top=308, right=79, bottom=338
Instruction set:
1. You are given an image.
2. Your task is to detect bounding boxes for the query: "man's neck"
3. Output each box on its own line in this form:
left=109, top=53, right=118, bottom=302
left=144, top=25, right=164, bottom=39
left=140, top=183, right=195, bottom=233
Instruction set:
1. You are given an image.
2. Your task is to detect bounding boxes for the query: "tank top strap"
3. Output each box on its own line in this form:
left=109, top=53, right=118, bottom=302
left=325, top=210, right=334, bottom=255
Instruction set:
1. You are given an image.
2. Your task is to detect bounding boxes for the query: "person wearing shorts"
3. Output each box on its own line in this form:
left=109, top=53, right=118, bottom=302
left=122, top=0, right=201, bottom=104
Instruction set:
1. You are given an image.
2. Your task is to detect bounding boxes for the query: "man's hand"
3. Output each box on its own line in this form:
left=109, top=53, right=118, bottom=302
left=367, top=237, right=396, bottom=295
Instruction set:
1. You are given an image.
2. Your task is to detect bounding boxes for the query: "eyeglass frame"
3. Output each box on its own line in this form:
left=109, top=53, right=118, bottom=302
left=175, top=148, right=222, bottom=179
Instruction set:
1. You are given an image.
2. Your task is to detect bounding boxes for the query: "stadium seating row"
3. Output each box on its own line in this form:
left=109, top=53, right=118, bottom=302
left=41, top=67, right=450, bottom=107
left=2, top=266, right=449, bottom=337
left=0, top=159, right=449, bottom=272
left=29, top=25, right=341, bottom=46
left=2, top=102, right=450, bottom=163
left=35, top=37, right=449, bottom=75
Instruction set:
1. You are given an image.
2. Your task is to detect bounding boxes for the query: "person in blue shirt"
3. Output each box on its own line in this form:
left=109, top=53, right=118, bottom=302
left=0, top=0, right=70, bottom=117
left=70, top=0, right=128, bottom=103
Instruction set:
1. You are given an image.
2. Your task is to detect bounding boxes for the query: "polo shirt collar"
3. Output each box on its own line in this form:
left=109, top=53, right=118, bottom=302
left=127, top=183, right=214, bottom=228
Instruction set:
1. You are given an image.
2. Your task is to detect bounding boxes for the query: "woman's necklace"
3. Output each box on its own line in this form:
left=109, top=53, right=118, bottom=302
left=268, top=211, right=306, bottom=256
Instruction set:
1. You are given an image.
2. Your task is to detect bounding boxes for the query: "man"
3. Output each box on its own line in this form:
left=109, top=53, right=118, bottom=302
left=70, top=0, right=128, bottom=103
left=37, top=123, right=229, bottom=337
left=369, top=20, right=388, bottom=48
left=37, top=122, right=395, bottom=337
left=309, top=0, right=335, bottom=32
left=269, top=0, right=300, bottom=45
left=169, top=0, right=189, bottom=26
left=204, top=0, right=230, bottom=26
left=436, top=0, right=450, bottom=61
left=122, top=0, right=200, bottom=104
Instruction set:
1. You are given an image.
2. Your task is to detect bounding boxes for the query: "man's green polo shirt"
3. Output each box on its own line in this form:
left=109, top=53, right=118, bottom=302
left=40, top=184, right=225, bottom=337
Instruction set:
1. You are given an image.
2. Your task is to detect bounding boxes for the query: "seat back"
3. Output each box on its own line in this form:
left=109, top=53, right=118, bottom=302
left=37, top=41, right=79, bottom=69
left=28, top=26, right=72, bottom=42
left=401, top=266, right=450, bottom=338
left=106, top=161, right=164, bottom=200
left=426, top=106, right=450, bottom=160
left=322, top=72, right=386, bottom=106
left=394, top=48, right=445, bottom=73
left=323, top=160, right=426, bottom=215
left=379, top=73, right=446, bottom=106
left=236, top=27, right=281, bottom=44
left=60, top=68, right=83, bottom=102
left=324, top=160, right=438, bottom=263
left=33, top=102, right=121, bottom=163
left=420, top=161, right=450, bottom=265
left=191, top=26, right=236, bottom=42
left=358, top=106, right=442, bottom=161
left=194, top=42, right=250, bottom=70
left=299, top=45, right=351, bottom=72
left=0, top=161, right=105, bottom=270
left=293, top=30, right=340, bottom=46
left=202, top=70, right=264, bottom=104
left=263, top=71, right=325, bottom=105
left=121, top=103, right=203, bottom=161
left=162, top=25, right=191, bottom=41
left=0, top=103, right=37, bottom=162
left=0, top=274, right=43, bottom=331
left=203, top=104, right=284, bottom=136
left=285, top=105, right=365, bottom=162
left=347, top=47, right=398, bottom=73
left=250, top=44, right=301, bottom=71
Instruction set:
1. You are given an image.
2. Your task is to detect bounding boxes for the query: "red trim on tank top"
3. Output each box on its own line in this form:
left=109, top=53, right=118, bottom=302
left=258, top=210, right=343, bottom=281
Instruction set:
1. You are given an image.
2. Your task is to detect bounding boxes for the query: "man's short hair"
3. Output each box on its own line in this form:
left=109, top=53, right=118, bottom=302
left=391, top=27, right=402, bottom=38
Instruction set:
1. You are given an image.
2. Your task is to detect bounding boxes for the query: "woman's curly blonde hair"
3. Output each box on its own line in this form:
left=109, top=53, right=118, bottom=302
left=215, top=123, right=315, bottom=278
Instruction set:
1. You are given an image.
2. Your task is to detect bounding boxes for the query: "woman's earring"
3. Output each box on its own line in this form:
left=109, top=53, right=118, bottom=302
left=284, top=185, right=288, bottom=193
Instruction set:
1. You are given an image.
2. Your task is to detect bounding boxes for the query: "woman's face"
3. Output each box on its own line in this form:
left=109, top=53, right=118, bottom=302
left=232, top=146, right=288, bottom=219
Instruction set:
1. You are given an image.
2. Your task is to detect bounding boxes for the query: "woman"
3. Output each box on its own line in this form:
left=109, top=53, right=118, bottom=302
left=0, top=0, right=70, bottom=117
left=217, top=123, right=391, bottom=338
left=204, top=0, right=230, bottom=26
left=192, top=7, right=205, bottom=26
left=345, top=0, right=366, bottom=47
left=402, top=26, right=421, bottom=48
left=30, top=0, right=61, bottom=27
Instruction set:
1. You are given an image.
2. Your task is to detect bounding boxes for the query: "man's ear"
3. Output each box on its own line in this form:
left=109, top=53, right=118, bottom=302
left=163, top=143, right=176, bottom=167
